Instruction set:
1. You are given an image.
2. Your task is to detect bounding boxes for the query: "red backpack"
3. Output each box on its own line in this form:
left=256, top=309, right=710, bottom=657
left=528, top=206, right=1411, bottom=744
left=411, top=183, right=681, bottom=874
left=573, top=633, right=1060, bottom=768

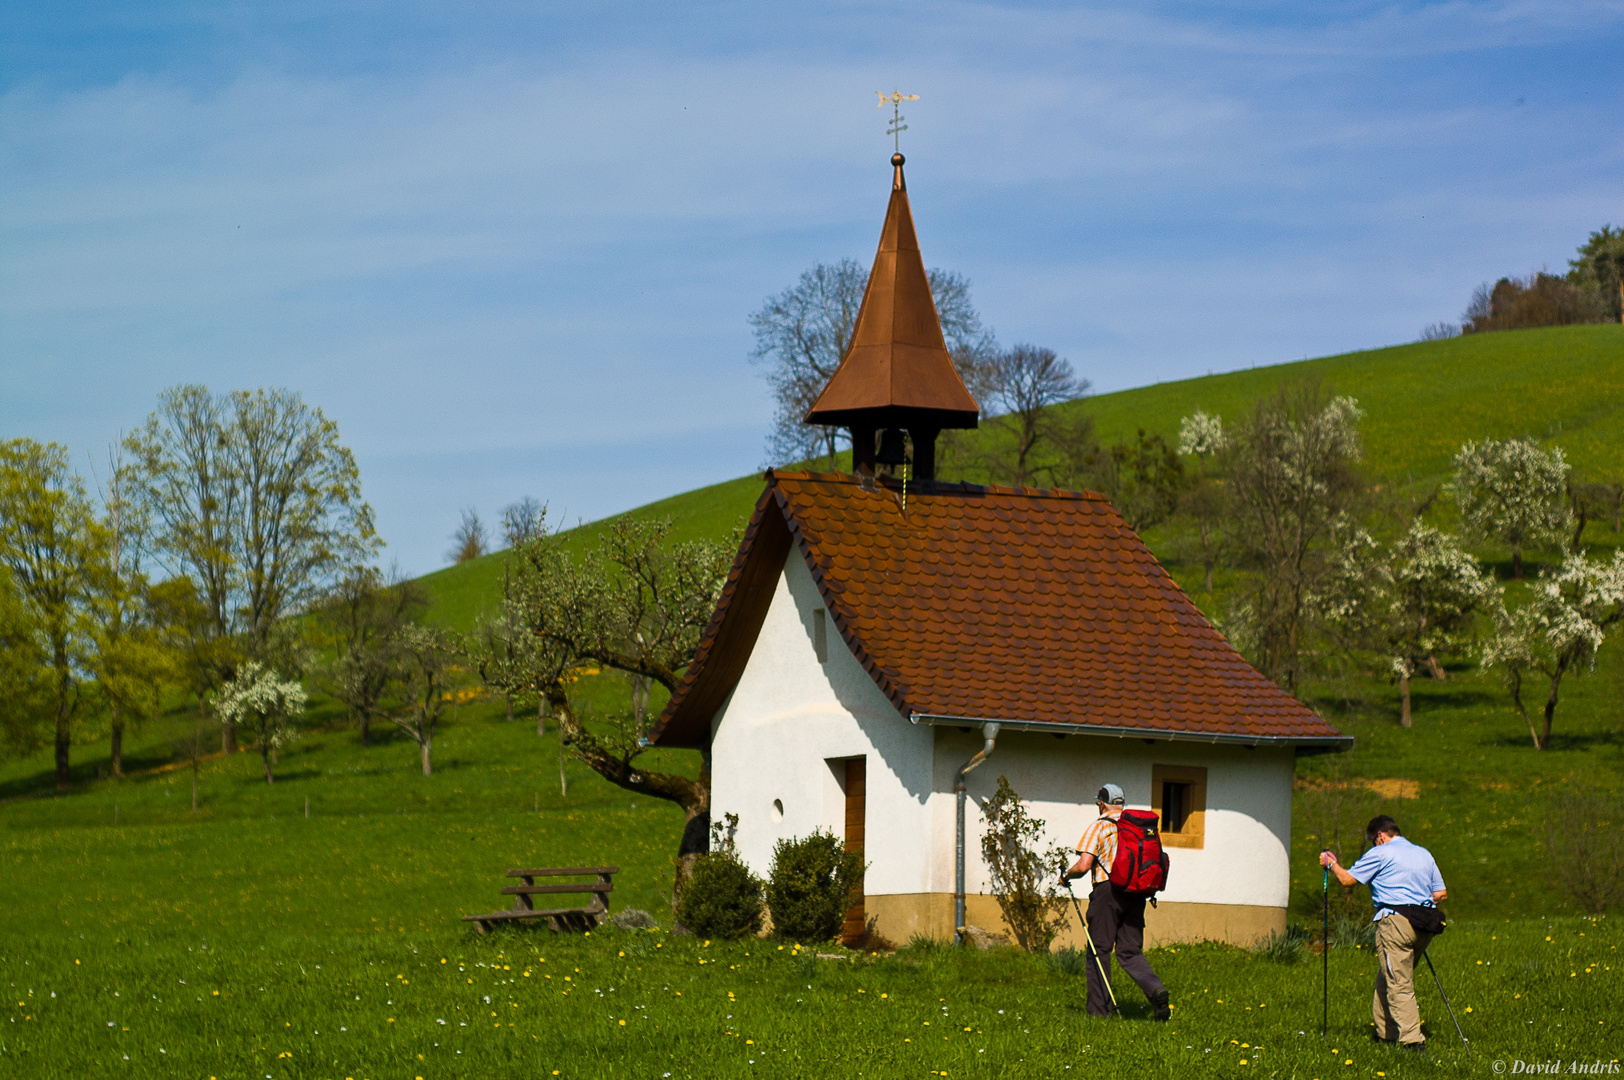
left=1109, top=809, right=1170, bottom=897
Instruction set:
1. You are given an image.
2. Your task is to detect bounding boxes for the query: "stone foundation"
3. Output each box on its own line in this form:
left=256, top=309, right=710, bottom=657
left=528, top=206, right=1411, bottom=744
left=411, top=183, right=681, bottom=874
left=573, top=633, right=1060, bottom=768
left=866, top=893, right=1285, bottom=949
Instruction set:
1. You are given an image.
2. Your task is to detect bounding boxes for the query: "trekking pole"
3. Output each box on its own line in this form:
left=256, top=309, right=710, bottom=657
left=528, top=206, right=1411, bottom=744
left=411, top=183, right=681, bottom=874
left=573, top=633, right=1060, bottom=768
left=1322, top=864, right=1329, bottom=1036
left=1059, top=862, right=1118, bottom=1015
left=1421, top=951, right=1470, bottom=1056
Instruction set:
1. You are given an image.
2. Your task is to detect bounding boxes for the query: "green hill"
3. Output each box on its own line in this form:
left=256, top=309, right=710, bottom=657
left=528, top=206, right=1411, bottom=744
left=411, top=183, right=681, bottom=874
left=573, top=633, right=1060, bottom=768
left=421, top=323, right=1624, bottom=632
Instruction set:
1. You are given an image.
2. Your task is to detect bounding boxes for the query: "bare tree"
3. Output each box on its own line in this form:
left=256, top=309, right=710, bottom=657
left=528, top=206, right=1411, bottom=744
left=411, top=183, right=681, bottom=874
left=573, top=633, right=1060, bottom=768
left=978, top=345, right=1089, bottom=487
left=1223, top=384, right=1366, bottom=693
left=750, top=262, right=997, bottom=468
left=449, top=508, right=488, bottom=564
left=318, top=567, right=424, bottom=746
left=392, top=624, right=451, bottom=776
left=502, top=497, right=545, bottom=548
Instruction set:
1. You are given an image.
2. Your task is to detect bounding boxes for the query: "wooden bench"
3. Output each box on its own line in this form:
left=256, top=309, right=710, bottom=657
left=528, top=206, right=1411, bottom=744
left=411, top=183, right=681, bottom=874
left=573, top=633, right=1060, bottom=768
left=462, top=866, right=619, bottom=934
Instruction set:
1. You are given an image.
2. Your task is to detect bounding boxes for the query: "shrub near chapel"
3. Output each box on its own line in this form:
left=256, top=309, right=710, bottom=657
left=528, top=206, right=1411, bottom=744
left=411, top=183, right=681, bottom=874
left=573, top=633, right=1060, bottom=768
left=765, top=831, right=863, bottom=943
left=675, top=814, right=764, bottom=939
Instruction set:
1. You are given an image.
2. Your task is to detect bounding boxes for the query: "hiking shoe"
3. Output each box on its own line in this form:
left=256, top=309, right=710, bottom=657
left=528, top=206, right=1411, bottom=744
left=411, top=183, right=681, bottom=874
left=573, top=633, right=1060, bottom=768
left=1400, top=1042, right=1425, bottom=1054
left=1150, top=990, right=1171, bottom=1022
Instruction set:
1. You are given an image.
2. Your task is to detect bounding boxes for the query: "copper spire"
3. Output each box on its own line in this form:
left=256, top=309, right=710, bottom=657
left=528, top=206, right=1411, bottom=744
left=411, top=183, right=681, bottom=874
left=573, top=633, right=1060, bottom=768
left=803, top=153, right=980, bottom=479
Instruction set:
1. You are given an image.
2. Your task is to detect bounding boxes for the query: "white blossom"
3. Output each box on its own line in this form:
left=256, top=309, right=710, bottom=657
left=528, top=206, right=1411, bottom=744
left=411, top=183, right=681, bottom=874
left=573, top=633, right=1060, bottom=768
left=1451, top=437, right=1571, bottom=568
left=1177, top=410, right=1228, bottom=458
left=215, top=661, right=307, bottom=752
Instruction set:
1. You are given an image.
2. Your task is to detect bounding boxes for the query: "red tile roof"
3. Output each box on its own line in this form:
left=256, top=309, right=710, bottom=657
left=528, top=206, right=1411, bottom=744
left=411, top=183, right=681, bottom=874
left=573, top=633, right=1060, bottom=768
left=651, top=471, right=1348, bottom=750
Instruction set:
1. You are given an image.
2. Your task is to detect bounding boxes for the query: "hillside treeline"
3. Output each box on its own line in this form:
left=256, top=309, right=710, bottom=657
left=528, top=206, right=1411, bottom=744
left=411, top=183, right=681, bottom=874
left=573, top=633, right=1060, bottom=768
left=1426, top=225, right=1624, bottom=338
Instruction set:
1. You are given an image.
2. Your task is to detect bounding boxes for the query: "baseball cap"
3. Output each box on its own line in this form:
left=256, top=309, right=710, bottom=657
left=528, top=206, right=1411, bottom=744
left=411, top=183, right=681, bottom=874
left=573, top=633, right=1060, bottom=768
left=1096, top=783, right=1125, bottom=805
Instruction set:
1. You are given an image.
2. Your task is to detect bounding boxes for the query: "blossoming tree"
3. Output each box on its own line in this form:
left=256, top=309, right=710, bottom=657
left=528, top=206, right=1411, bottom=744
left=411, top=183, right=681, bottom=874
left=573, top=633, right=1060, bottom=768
left=1325, top=522, right=1496, bottom=726
left=1452, top=437, right=1571, bottom=579
left=214, top=661, right=307, bottom=783
left=1481, top=551, right=1624, bottom=749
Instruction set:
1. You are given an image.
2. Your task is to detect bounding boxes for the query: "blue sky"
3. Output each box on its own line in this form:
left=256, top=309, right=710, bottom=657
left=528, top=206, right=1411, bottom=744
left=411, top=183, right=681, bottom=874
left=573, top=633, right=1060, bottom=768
left=3, top=1, right=1621, bottom=574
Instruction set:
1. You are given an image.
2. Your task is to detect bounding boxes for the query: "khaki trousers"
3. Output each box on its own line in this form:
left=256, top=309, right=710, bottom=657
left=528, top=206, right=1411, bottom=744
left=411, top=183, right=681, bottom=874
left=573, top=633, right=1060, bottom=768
left=1373, top=913, right=1433, bottom=1046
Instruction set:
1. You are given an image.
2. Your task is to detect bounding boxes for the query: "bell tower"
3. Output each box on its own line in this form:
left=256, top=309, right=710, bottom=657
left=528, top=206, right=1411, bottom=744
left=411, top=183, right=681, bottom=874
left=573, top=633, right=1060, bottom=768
left=802, top=154, right=980, bottom=480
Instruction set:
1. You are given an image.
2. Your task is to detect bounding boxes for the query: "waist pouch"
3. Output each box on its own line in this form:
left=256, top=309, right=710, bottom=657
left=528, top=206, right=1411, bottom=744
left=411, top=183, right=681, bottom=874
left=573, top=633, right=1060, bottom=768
left=1392, top=904, right=1446, bottom=935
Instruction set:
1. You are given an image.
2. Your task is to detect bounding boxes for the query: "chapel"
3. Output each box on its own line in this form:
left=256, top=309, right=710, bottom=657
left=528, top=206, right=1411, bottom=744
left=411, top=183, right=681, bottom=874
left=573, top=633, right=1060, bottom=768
left=650, top=152, right=1349, bottom=948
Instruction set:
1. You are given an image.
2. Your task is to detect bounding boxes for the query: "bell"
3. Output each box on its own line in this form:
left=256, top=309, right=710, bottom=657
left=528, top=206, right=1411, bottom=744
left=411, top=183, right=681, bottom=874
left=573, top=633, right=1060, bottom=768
left=876, top=428, right=909, bottom=467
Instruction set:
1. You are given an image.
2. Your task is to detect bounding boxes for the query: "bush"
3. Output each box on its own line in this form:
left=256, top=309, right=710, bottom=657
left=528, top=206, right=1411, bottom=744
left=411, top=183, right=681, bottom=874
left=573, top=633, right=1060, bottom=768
left=675, top=853, right=763, bottom=939
left=611, top=908, right=658, bottom=930
left=1545, top=789, right=1624, bottom=914
left=1046, top=945, right=1089, bottom=977
left=1253, top=923, right=1311, bottom=964
left=765, top=831, right=863, bottom=943
left=675, top=813, right=764, bottom=939
left=980, top=775, right=1071, bottom=953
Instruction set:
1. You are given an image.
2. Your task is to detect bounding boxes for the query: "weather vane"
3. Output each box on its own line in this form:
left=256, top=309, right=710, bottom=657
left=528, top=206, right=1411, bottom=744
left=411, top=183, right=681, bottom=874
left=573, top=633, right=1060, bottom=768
left=876, top=90, right=919, bottom=152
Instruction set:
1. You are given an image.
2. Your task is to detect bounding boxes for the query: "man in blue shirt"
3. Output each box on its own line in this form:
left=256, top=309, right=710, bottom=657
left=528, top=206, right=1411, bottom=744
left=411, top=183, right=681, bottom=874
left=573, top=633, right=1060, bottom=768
left=1320, top=815, right=1447, bottom=1051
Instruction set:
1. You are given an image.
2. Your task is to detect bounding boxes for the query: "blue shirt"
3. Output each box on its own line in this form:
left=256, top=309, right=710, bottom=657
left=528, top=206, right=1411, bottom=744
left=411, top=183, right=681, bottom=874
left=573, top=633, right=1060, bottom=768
left=1346, top=836, right=1446, bottom=922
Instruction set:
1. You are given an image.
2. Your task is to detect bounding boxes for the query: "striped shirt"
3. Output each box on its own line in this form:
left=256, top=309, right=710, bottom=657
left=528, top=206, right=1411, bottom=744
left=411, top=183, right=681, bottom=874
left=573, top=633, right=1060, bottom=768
left=1076, top=809, right=1121, bottom=885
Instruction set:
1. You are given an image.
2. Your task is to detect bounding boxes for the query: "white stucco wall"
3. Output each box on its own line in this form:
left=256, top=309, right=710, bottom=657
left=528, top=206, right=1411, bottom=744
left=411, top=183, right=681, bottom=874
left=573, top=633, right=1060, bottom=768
left=709, top=549, right=936, bottom=896
left=709, top=549, right=1295, bottom=910
left=933, top=729, right=1294, bottom=908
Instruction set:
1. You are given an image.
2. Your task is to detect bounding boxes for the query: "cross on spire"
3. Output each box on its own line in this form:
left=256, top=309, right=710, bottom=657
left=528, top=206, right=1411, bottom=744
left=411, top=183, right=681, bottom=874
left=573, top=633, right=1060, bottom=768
left=876, top=89, right=919, bottom=152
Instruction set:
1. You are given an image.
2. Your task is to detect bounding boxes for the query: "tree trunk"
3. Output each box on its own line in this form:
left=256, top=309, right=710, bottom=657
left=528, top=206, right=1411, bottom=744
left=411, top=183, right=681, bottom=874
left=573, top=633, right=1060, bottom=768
left=1424, top=655, right=1448, bottom=681
left=1508, top=670, right=1542, bottom=750
left=262, top=743, right=275, bottom=784
left=506, top=694, right=513, bottom=723
left=359, top=711, right=371, bottom=748
left=222, top=716, right=237, bottom=754
left=55, top=712, right=71, bottom=791
left=1540, top=668, right=1566, bottom=751
left=53, top=644, right=72, bottom=791
left=420, top=736, right=433, bottom=777
left=1203, top=560, right=1214, bottom=593
left=1399, top=671, right=1412, bottom=729
left=537, top=698, right=547, bottom=738
left=110, top=704, right=125, bottom=777
left=1512, top=548, right=1524, bottom=580
left=547, top=683, right=708, bottom=904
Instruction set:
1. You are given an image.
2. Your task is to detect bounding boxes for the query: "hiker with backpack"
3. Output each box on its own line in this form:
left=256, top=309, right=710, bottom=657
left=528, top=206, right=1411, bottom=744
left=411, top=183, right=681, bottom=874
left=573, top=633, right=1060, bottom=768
left=1061, top=783, right=1171, bottom=1021
left=1320, top=815, right=1448, bottom=1052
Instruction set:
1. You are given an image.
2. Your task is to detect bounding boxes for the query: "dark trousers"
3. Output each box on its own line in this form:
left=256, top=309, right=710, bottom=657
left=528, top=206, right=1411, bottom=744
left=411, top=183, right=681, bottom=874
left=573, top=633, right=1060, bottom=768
left=1085, top=882, right=1166, bottom=1017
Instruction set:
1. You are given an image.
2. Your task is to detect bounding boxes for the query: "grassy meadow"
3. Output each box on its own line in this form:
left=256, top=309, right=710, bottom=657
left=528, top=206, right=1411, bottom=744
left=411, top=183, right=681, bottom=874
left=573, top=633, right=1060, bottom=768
left=5, top=325, right=1624, bottom=1078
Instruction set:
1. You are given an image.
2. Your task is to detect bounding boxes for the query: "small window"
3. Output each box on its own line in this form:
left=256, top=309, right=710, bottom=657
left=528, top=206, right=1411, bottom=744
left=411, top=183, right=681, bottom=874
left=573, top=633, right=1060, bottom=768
left=813, top=608, right=828, bottom=663
left=1151, top=764, right=1207, bottom=850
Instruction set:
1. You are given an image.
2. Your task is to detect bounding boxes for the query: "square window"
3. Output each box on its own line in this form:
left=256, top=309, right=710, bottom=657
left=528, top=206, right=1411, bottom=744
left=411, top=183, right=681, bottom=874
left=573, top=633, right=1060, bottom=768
left=1151, top=765, right=1206, bottom=849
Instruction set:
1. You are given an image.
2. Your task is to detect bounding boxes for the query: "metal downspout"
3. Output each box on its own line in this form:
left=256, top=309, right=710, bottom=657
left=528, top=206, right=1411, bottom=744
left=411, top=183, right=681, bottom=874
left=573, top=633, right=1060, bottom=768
left=953, top=722, right=1000, bottom=946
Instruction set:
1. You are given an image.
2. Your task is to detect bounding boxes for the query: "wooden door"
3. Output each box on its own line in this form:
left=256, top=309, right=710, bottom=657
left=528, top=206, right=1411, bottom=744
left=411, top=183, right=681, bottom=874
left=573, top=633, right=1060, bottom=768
left=842, top=757, right=866, bottom=946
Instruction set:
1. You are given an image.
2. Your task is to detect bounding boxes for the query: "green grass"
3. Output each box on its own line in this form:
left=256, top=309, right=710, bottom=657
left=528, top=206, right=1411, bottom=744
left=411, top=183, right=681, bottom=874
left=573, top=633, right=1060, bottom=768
left=3, top=900, right=1616, bottom=1078
left=2, top=668, right=1620, bottom=1077
left=7, top=326, right=1624, bottom=1077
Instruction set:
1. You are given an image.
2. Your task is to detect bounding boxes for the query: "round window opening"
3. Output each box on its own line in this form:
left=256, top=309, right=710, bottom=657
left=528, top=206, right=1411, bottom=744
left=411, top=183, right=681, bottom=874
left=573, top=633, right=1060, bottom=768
left=771, top=798, right=784, bottom=823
